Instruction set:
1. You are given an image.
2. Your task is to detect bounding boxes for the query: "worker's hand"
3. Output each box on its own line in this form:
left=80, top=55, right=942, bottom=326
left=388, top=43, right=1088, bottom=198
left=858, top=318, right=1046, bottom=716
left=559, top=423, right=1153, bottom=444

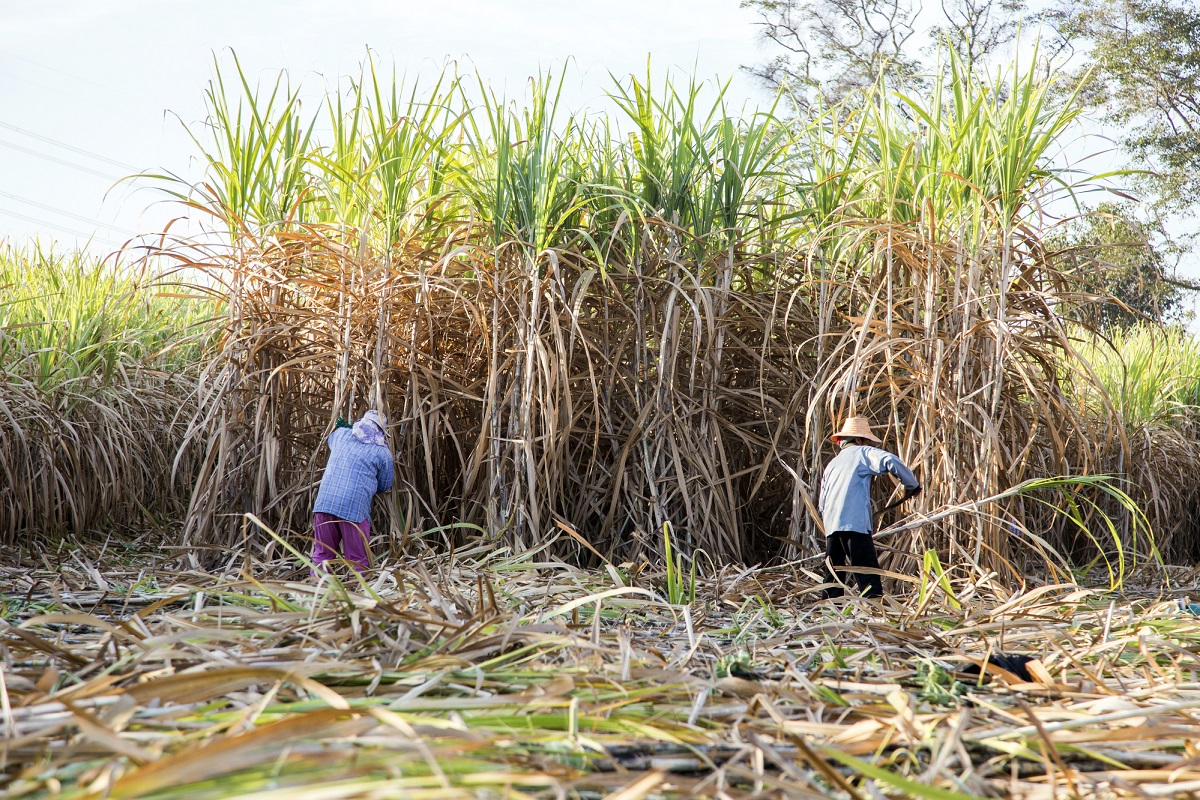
left=904, top=486, right=923, bottom=500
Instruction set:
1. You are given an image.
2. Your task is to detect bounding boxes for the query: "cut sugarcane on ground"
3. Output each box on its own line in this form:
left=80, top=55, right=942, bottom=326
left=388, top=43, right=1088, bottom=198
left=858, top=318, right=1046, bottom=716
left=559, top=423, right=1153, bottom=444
left=7, top=536, right=1200, bottom=800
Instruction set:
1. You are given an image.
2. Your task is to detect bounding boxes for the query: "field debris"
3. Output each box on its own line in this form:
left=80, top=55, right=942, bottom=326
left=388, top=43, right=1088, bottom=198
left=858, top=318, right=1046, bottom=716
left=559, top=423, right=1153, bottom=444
left=3, top=543, right=1200, bottom=799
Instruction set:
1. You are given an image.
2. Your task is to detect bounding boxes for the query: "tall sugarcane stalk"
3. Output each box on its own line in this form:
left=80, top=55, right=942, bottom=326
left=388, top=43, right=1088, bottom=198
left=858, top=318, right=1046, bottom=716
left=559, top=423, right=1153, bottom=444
left=148, top=47, right=1168, bottom=580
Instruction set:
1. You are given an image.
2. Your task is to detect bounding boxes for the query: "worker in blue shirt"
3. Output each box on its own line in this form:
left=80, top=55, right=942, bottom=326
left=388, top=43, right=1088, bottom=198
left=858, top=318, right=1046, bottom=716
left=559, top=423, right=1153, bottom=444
left=818, top=416, right=921, bottom=599
left=311, top=410, right=394, bottom=574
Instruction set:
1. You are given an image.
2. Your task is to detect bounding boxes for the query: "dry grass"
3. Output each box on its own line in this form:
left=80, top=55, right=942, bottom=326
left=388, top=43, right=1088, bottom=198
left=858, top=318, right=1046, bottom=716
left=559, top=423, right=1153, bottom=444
left=5, top=534, right=1200, bottom=799
left=0, top=245, right=212, bottom=541
left=165, top=224, right=832, bottom=565
left=1071, top=326, right=1200, bottom=562
left=159, top=216, right=1159, bottom=586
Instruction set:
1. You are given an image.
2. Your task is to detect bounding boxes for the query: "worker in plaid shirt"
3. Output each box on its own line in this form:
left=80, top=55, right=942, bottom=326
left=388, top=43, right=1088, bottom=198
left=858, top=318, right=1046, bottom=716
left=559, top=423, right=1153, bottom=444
left=311, top=410, right=394, bottom=574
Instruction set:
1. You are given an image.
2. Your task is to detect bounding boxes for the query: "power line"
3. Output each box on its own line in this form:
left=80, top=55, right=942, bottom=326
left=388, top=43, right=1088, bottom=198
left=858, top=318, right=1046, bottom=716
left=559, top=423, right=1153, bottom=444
left=0, top=205, right=122, bottom=248
left=0, top=138, right=124, bottom=181
left=0, top=120, right=137, bottom=172
left=0, top=48, right=145, bottom=102
left=0, top=190, right=136, bottom=236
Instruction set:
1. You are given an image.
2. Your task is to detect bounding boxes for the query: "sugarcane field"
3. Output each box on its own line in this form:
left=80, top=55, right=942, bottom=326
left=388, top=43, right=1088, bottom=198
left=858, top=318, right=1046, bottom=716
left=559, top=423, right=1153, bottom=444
left=9, top=2, right=1200, bottom=797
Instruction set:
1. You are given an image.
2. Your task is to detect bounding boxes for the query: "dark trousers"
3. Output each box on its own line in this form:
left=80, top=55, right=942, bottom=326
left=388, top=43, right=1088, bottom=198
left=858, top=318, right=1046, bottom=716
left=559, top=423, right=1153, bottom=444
left=821, top=531, right=883, bottom=599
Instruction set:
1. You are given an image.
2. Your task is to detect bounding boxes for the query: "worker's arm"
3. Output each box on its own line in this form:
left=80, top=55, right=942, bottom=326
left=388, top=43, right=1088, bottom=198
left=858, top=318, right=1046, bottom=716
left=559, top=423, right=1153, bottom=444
left=377, top=451, right=395, bottom=493
left=864, top=447, right=921, bottom=496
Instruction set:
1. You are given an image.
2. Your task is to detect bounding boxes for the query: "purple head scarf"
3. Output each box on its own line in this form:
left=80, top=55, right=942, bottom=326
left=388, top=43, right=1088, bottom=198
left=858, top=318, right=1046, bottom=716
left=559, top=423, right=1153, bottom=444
left=351, top=410, right=389, bottom=447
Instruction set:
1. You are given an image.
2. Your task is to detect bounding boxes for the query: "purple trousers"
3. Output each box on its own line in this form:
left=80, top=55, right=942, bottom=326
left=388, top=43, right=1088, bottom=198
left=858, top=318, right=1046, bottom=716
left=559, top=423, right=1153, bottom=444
left=312, top=512, right=371, bottom=571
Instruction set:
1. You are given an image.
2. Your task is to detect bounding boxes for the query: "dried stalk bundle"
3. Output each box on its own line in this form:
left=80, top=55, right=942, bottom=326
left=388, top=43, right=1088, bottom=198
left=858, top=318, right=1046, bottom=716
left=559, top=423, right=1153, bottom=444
left=170, top=216, right=1136, bottom=576
left=808, top=221, right=1108, bottom=577
left=171, top=223, right=825, bottom=564
left=0, top=374, right=195, bottom=539
left=1072, top=327, right=1200, bottom=561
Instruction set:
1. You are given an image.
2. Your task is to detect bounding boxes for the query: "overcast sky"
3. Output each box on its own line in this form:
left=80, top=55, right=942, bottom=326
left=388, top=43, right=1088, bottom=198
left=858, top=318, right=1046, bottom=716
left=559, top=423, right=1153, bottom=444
left=0, top=0, right=767, bottom=250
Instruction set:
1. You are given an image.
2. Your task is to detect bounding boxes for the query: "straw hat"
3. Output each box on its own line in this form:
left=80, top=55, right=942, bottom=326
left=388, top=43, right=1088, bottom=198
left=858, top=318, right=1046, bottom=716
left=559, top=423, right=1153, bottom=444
left=830, top=416, right=881, bottom=444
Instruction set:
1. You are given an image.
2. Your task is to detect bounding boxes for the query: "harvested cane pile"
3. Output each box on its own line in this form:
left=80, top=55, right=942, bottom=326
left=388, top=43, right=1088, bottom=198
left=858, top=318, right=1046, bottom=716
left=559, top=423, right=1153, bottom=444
left=5, top=538, right=1200, bottom=799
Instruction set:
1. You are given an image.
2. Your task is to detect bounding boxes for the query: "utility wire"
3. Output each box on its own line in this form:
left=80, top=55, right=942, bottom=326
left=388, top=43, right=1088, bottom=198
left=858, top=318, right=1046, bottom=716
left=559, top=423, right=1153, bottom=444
left=0, top=205, right=122, bottom=248
left=0, top=120, right=138, bottom=172
left=0, top=48, right=145, bottom=102
left=0, top=190, right=136, bottom=236
left=0, top=138, right=123, bottom=181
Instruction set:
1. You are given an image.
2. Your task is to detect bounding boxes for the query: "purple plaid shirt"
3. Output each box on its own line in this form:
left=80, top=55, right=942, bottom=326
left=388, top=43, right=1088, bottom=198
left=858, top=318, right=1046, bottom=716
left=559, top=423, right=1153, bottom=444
left=313, top=428, right=394, bottom=522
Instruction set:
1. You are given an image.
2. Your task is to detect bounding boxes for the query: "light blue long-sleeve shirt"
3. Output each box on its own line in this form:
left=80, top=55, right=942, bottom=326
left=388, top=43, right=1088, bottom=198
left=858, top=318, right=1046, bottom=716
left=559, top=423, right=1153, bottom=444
left=819, top=444, right=920, bottom=535
left=313, top=428, right=394, bottom=522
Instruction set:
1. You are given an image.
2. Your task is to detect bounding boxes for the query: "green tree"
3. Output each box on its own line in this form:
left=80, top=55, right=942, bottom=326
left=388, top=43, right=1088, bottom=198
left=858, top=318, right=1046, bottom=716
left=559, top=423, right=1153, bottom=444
left=1054, top=203, right=1194, bottom=330
left=1055, top=0, right=1200, bottom=207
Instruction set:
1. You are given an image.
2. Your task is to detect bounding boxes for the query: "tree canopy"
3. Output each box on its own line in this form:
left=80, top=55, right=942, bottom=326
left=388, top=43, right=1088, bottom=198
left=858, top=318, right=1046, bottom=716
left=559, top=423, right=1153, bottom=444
left=1054, top=203, right=1193, bottom=331
left=1055, top=0, right=1200, bottom=209
left=740, top=0, right=1027, bottom=107
left=742, top=0, right=1200, bottom=325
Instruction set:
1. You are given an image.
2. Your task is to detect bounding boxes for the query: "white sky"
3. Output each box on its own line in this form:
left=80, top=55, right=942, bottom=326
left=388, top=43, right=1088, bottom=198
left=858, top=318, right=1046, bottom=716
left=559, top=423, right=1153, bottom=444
left=0, top=0, right=766, bottom=250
